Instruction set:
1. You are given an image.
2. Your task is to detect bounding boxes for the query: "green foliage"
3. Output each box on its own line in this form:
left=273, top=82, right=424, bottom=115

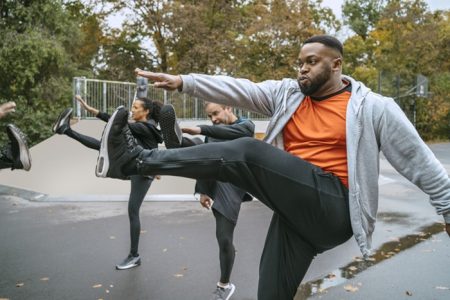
left=0, top=0, right=97, bottom=146
left=0, top=0, right=448, bottom=145
left=342, top=0, right=385, bottom=39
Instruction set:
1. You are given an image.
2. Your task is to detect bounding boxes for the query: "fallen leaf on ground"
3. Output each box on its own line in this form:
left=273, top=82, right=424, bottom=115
left=344, top=284, right=359, bottom=292
left=92, top=284, right=102, bottom=288
left=16, top=283, right=24, bottom=288
left=421, top=249, right=434, bottom=253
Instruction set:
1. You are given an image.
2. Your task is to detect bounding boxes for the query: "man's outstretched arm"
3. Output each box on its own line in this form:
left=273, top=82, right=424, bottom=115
left=135, top=68, right=183, bottom=91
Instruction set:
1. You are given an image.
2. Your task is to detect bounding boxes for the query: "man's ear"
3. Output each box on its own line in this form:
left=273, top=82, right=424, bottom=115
left=333, top=57, right=343, bottom=70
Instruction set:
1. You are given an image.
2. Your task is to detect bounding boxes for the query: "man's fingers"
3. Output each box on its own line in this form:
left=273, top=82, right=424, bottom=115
left=135, top=69, right=160, bottom=81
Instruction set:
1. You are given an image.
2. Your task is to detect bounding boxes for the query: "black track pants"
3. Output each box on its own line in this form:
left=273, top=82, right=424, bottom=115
left=135, top=137, right=352, bottom=299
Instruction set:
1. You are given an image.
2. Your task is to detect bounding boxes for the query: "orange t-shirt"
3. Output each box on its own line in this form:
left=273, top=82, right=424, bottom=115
left=283, top=86, right=351, bottom=187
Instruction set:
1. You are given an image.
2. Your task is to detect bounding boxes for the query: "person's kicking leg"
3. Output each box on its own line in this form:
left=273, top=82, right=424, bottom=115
left=160, top=104, right=203, bottom=148
left=96, top=107, right=352, bottom=298
left=159, top=104, right=183, bottom=148
left=53, top=108, right=73, bottom=134
left=0, top=124, right=31, bottom=171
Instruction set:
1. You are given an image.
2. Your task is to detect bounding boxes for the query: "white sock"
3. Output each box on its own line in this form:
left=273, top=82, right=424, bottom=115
left=217, top=282, right=230, bottom=289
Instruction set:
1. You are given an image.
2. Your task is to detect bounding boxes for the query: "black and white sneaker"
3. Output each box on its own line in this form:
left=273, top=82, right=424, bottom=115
left=52, top=108, right=73, bottom=134
left=115, top=254, right=141, bottom=270
left=211, top=283, right=236, bottom=300
left=6, top=124, right=31, bottom=171
left=95, top=106, right=143, bottom=179
left=160, top=104, right=183, bottom=149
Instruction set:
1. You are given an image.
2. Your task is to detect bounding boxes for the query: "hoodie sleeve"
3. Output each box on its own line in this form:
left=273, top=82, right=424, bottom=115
left=199, top=120, right=255, bottom=140
left=180, top=74, right=291, bottom=117
left=96, top=112, right=110, bottom=123
left=378, top=98, right=450, bottom=223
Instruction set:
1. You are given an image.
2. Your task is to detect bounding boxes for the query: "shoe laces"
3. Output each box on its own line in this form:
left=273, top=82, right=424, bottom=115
left=124, top=128, right=136, bottom=150
left=13, top=126, right=29, bottom=147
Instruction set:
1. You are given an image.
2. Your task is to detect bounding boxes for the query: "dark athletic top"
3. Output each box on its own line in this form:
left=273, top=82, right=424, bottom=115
left=97, top=111, right=163, bottom=150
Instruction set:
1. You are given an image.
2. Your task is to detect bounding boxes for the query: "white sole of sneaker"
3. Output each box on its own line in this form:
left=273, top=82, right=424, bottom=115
left=52, top=108, right=73, bottom=133
left=7, top=124, right=31, bottom=171
left=115, top=260, right=141, bottom=270
left=95, top=106, right=124, bottom=177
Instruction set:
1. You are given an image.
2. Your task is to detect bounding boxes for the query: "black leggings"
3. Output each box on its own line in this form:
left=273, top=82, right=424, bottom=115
left=65, top=128, right=153, bottom=257
left=128, top=175, right=153, bottom=256
left=212, top=209, right=236, bottom=284
left=135, top=137, right=352, bottom=300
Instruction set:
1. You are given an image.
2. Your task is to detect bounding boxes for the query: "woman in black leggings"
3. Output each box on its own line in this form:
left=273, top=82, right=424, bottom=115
left=53, top=95, right=163, bottom=270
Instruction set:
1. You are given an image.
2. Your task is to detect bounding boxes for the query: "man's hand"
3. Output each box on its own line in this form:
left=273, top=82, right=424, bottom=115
left=182, top=127, right=201, bottom=135
left=0, top=101, right=16, bottom=119
left=446, top=223, right=450, bottom=237
left=199, top=194, right=212, bottom=210
left=135, top=68, right=182, bottom=91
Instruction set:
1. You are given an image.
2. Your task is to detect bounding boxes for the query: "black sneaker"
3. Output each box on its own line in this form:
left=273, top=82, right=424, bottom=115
left=95, top=106, right=143, bottom=179
left=6, top=124, right=31, bottom=171
left=211, top=283, right=236, bottom=300
left=160, top=104, right=183, bottom=149
left=0, top=144, right=14, bottom=170
left=115, top=254, right=141, bottom=270
left=52, top=108, right=73, bottom=134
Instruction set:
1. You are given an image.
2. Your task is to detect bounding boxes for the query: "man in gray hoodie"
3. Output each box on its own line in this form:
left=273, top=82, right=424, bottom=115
left=95, top=35, right=450, bottom=300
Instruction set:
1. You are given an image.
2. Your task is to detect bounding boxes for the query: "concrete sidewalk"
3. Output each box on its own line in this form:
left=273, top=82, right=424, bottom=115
left=308, top=231, right=450, bottom=299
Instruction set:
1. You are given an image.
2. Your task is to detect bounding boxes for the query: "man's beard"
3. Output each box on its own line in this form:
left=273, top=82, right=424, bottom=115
left=297, top=66, right=331, bottom=96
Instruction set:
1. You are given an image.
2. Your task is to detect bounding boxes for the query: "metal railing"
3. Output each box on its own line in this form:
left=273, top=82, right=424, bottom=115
left=73, top=77, right=268, bottom=120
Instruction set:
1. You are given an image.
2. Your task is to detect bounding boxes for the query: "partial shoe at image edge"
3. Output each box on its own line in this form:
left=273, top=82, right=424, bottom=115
left=6, top=124, right=31, bottom=171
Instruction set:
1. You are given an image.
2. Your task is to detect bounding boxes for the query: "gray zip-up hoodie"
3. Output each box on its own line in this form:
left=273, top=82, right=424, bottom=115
left=180, top=73, right=450, bottom=257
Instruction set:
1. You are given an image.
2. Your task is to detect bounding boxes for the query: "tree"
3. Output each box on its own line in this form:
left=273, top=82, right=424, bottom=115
left=0, top=0, right=96, bottom=145
left=342, top=0, right=385, bottom=40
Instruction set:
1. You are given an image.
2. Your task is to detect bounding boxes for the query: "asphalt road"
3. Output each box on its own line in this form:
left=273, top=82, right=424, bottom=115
left=1, top=143, right=450, bottom=300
